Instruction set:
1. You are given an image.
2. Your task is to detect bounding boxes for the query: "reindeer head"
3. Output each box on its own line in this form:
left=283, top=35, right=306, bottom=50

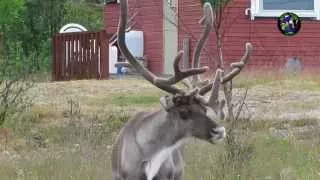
left=117, top=0, right=252, bottom=144
left=157, top=69, right=226, bottom=144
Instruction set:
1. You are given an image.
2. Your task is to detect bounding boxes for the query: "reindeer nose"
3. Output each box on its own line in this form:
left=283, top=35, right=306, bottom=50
left=210, top=126, right=226, bottom=143
left=213, top=126, right=226, bottom=138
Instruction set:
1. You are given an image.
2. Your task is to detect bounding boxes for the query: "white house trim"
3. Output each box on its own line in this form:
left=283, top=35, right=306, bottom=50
left=249, top=0, right=320, bottom=20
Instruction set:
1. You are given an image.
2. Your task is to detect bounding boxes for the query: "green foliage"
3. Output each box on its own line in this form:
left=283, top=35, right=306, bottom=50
left=0, top=0, right=103, bottom=73
left=0, top=0, right=24, bottom=26
left=112, top=93, right=163, bottom=106
left=64, top=1, right=103, bottom=31
left=0, top=0, right=24, bottom=59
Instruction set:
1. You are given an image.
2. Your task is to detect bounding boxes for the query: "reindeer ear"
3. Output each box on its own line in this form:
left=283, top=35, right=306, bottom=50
left=160, top=95, right=174, bottom=111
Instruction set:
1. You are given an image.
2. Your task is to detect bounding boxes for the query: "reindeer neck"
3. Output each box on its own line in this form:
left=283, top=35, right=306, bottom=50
left=135, top=109, right=187, bottom=152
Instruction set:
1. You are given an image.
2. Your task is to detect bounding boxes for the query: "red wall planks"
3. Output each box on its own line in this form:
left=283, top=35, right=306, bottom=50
left=104, top=0, right=320, bottom=73
left=178, top=0, right=320, bottom=72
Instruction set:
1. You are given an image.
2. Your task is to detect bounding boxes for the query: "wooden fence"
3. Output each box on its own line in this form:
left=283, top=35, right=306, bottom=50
left=52, top=30, right=109, bottom=81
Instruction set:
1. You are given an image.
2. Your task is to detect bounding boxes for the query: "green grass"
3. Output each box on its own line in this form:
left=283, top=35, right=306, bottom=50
left=0, top=148, right=112, bottom=180
left=1, top=118, right=320, bottom=179
left=181, top=134, right=320, bottom=180
left=247, top=135, right=320, bottom=180
left=1, top=132, right=319, bottom=180
left=0, top=75, right=320, bottom=179
left=111, top=92, right=164, bottom=106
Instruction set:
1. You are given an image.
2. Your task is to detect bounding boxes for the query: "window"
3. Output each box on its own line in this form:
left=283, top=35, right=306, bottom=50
left=104, top=0, right=119, bottom=4
left=249, top=0, right=320, bottom=20
left=264, top=0, right=314, bottom=10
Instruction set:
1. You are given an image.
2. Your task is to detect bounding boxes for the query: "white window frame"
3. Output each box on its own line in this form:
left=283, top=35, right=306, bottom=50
left=249, top=0, right=320, bottom=20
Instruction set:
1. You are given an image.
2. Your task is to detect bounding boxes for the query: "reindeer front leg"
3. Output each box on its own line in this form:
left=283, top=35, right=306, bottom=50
left=173, top=148, right=184, bottom=180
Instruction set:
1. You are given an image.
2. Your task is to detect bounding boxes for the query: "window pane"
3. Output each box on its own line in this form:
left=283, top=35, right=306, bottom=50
left=263, top=0, right=314, bottom=10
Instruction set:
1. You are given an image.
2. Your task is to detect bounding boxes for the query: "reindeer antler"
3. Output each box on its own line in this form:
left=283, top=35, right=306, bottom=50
left=185, top=2, right=252, bottom=119
left=118, top=0, right=208, bottom=94
left=190, top=2, right=214, bottom=88
left=221, top=42, right=253, bottom=83
left=198, top=42, right=253, bottom=95
left=118, top=0, right=252, bottom=118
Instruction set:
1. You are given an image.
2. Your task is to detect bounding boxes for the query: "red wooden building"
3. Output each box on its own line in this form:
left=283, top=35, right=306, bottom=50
left=104, top=0, right=320, bottom=74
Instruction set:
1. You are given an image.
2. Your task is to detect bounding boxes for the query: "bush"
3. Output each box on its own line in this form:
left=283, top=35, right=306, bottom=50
left=0, top=46, right=34, bottom=126
left=0, top=0, right=103, bottom=74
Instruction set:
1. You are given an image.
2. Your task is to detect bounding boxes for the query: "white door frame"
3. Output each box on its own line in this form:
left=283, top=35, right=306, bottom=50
left=163, top=0, right=178, bottom=75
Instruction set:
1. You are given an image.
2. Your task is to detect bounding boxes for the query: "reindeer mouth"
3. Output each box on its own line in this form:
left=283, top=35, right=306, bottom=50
left=210, top=126, right=226, bottom=144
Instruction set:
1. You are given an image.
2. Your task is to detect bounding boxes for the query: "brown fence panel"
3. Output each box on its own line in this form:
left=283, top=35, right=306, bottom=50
left=52, top=35, right=57, bottom=81
left=52, top=30, right=109, bottom=81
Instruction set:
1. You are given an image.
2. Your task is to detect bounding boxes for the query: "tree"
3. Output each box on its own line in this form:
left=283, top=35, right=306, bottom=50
left=201, top=0, right=231, bottom=68
left=64, top=1, right=103, bottom=31
left=0, top=47, right=34, bottom=127
left=199, top=2, right=254, bottom=177
left=0, top=0, right=24, bottom=58
left=0, top=0, right=24, bottom=27
left=1, top=0, right=103, bottom=73
left=165, top=0, right=243, bottom=121
left=19, top=0, right=67, bottom=70
left=201, top=0, right=241, bottom=122
left=1, top=0, right=68, bottom=71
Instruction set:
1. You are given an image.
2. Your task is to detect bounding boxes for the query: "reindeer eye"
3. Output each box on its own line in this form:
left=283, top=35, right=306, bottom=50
left=203, top=106, right=208, bottom=113
left=199, top=105, right=207, bottom=113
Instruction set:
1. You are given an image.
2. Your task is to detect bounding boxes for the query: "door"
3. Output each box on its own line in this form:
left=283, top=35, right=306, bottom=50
left=163, top=0, right=178, bottom=74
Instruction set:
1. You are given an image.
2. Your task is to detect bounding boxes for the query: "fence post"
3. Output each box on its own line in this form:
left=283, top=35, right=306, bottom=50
left=52, top=35, right=57, bottom=81
left=100, top=30, right=109, bottom=79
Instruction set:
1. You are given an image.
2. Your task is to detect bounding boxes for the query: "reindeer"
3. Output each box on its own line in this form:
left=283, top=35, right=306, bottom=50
left=112, top=0, right=253, bottom=180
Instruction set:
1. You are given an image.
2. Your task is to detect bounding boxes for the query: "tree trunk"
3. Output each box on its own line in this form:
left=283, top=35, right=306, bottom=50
left=223, top=81, right=234, bottom=122
left=216, top=34, right=224, bottom=69
left=216, top=33, right=234, bottom=122
left=0, top=35, right=3, bottom=59
left=0, top=25, right=6, bottom=60
left=182, top=38, right=190, bottom=69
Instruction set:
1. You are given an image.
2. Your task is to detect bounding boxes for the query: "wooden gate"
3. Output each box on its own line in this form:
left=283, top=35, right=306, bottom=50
left=52, top=30, right=109, bottom=81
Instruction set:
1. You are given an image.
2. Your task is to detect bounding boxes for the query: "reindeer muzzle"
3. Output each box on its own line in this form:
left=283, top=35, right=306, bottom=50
left=210, top=126, right=226, bottom=143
